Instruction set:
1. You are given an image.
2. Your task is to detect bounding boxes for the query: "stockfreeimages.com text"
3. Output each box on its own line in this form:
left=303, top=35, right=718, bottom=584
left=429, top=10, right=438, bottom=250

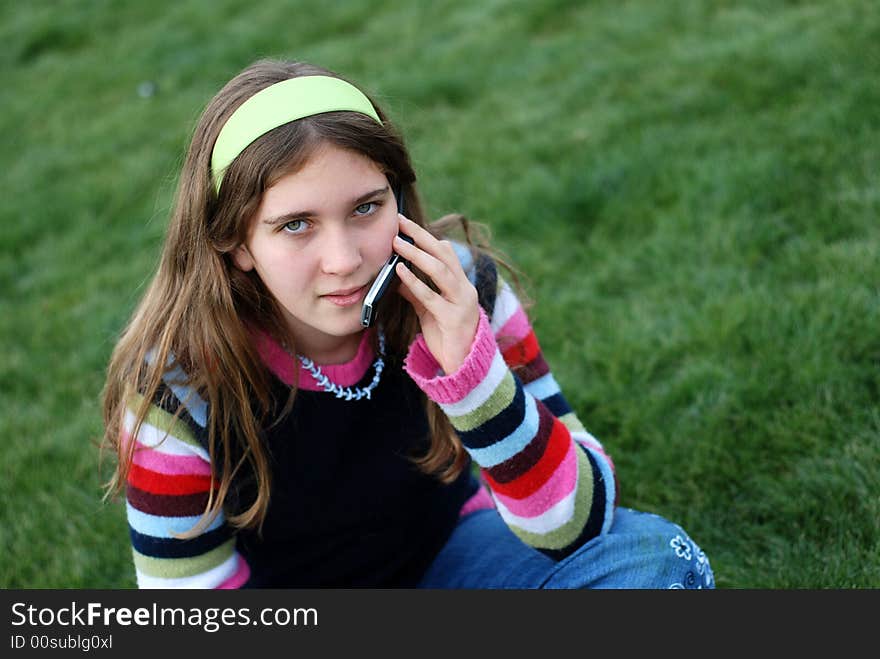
left=11, top=601, right=317, bottom=633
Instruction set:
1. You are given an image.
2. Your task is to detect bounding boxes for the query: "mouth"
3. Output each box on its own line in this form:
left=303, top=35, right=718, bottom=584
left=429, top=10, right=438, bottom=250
left=321, top=284, right=368, bottom=306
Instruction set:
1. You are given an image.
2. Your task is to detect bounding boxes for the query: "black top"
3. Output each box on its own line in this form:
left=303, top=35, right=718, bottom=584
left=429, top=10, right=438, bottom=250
left=234, top=359, right=478, bottom=587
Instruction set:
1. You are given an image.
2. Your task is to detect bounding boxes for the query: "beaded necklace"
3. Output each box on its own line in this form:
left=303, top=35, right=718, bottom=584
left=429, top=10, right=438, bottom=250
left=295, top=331, right=386, bottom=401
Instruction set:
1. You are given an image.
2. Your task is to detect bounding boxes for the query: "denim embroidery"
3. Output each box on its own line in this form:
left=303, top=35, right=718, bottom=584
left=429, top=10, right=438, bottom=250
left=670, top=534, right=692, bottom=560
left=668, top=533, right=714, bottom=589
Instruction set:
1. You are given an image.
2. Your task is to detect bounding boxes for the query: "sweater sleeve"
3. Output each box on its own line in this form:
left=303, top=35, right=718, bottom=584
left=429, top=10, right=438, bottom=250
left=404, top=255, right=618, bottom=559
left=121, top=384, right=250, bottom=588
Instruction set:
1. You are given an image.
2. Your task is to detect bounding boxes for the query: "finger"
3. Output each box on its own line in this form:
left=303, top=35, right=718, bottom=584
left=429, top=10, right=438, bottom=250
left=394, top=275, right=426, bottom=314
left=395, top=261, right=449, bottom=317
left=396, top=214, right=435, bottom=245
left=393, top=234, right=463, bottom=298
left=397, top=215, right=463, bottom=269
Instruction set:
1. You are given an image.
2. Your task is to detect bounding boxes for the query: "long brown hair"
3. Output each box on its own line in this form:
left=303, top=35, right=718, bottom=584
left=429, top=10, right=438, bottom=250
left=100, top=58, right=524, bottom=535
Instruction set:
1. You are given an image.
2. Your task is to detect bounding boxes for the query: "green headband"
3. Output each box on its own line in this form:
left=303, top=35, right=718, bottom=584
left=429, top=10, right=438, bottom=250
left=210, top=75, right=383, bottom=192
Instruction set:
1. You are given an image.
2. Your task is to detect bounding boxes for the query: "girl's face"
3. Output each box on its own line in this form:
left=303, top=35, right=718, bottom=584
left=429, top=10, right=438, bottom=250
left=232, top=142, right=399, bottom=363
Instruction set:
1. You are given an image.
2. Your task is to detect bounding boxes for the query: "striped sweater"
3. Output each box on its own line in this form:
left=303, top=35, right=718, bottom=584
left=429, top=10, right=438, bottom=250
left=121, top=246, right=617, bottom=587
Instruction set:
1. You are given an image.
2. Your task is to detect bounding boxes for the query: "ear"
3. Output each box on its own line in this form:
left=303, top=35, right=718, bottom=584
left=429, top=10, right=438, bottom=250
left=231, top=244, right=255, bottom=272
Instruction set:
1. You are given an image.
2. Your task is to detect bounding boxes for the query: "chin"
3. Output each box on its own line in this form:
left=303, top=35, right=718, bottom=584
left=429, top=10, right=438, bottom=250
left=322, top=314, right=366, bottom=337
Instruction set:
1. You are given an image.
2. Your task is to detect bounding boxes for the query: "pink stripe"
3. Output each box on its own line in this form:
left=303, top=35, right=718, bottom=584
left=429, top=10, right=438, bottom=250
left=491, top=441, right=578, bottom=517
left=252, top=327, right=376, bottom=390
left=253, top=330, right=299, bottom=386
left=404, top=307, right=497, bottom=405
left=402, top=334, right=440, bottom=379
left=458, top=486, right=496, bottom=517
left=132, top=441, right=212, bottom=476
left=574, top=437, right=616, bottom=475
left=216, top=555, right=250, bottom=589
left=497, top=306, right=531, bottom=342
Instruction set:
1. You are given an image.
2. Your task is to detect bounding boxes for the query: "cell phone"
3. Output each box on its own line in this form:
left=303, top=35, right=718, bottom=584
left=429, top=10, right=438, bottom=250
left=361, top=184, right=413, bottom=328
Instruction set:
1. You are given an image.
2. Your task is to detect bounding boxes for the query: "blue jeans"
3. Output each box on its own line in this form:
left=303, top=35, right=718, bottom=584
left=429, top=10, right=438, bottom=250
left=418, top=507, right=714, bottom=589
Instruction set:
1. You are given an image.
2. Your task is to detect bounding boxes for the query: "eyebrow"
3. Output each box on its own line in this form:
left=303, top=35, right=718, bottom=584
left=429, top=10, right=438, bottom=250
left=262, top=185, right=390, bottom=225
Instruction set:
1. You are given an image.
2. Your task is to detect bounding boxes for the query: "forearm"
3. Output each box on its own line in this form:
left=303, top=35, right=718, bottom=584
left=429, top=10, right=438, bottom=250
left=122, top=396, right=250, bottom=588
left=405, top=304, right=617, bottom=557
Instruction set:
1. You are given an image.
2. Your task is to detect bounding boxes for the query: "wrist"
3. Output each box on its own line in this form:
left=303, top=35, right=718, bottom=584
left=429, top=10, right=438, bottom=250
left=405, top=306, right=496, bottom=404
left=439, top=312, right=480, bottom=375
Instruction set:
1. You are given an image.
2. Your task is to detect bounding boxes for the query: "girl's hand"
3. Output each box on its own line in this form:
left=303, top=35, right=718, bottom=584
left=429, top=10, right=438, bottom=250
left=393, top=214, right=480, bottom=375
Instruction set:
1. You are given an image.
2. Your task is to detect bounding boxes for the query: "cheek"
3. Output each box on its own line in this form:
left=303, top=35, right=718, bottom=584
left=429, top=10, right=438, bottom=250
left=374, top=210, right=401, bottom=252
left=256, top=246, right=309, bottom=287
left=366, top=231, right=394, bottom=265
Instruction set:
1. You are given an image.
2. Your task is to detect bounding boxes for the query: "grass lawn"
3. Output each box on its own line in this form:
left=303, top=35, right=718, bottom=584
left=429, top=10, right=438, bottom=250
left=1, top=0, right=877, bottom=588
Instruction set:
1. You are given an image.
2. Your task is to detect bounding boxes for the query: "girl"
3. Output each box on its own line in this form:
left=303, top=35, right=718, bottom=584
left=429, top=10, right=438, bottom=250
left=101, top=58, right=714, bottom=589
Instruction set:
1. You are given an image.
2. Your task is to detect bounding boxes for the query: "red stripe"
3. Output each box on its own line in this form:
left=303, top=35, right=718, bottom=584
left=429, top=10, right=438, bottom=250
left=517, top=353, right=550, bottom=384
left=127, top=485, right=210, bottom=517
left=501, top=330, right=540, bottom=368
left=482, top=416, right=570, bottom=499
left=485, top=402, right=554, bottom=484
left=127, top=463, right=216, bottom=496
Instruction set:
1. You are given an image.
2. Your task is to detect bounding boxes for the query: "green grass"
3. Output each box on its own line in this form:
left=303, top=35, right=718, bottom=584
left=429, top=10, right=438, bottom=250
left=1, top=0, right=877, bottom=588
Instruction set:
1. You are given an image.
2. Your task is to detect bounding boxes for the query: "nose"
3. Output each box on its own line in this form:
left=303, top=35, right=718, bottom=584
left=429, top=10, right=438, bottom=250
left=318, top=225, right=363, bottom=276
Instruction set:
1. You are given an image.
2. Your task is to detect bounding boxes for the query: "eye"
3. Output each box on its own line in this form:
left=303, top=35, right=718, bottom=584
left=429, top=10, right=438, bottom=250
left=281, top=219, right=308, bottom=235
left=354, top=202, right=379, bottom=216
